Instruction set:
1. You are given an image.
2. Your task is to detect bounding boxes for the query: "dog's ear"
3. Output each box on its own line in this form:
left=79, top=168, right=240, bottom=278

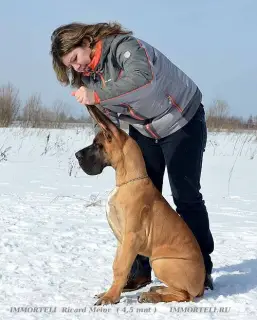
left=86, top=105, right=119, bottom=141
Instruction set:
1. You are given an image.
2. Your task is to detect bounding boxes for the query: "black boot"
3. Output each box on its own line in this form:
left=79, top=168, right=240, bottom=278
left=203, top=255, right=214, bottom=290
left=204, top=273, right=214, bottom=290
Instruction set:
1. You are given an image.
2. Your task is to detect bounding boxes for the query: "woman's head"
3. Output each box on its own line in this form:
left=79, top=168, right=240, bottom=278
left=50, top=22, right=132, bottom=87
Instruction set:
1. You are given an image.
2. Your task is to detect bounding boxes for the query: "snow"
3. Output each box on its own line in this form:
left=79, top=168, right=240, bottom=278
left=0, top=127, right=257, bottom=319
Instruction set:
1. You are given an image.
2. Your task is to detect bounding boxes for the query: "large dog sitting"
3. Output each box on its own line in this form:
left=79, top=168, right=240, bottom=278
left=75, top=105, right=205, bottom=305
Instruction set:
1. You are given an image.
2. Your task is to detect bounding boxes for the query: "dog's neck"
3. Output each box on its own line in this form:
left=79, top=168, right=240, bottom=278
left=115, top=158, right=148, bottom=187
left=114, top=139, right=148, bottom=187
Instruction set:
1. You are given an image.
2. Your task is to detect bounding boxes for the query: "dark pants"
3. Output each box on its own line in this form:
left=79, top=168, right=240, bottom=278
left=128, top=104, right=214, bottom=277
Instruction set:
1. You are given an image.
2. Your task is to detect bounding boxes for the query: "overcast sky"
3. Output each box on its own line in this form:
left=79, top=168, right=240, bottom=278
left=1, top=0, right=256, bottom=119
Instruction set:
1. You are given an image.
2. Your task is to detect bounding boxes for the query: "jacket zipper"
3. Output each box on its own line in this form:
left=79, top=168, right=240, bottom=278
left=145, top=123, right=159, bottom=140
left=99, top=73, right=106, bottom=87
left=129, top=108, right=145, bottom=120
left=128, top=107, right=159, bottom=141
left=117, top=69, right=123, bottom=80
left=167, top=95, right=183, bottom=113
left=121, top=103, right=158, bottom=140
left=120, top=103, right=145, bottom=121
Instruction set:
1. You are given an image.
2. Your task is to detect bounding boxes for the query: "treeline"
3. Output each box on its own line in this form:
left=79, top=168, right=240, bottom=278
left=206, top=99, right=257, bottom=131
left=0, top=83, right=90, bottom=128
left=0, top=83, right=256, bottom=131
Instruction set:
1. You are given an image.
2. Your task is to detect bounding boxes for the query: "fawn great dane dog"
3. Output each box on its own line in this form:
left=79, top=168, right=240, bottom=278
left=75, top=105, right=205, bottom=305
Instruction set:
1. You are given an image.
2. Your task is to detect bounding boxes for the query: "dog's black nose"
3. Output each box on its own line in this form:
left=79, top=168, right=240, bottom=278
left=75, top=151, right=83, bottom=161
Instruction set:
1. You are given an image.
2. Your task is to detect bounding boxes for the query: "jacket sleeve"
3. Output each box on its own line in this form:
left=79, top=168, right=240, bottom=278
left=94, top=36, right=154, bottom=106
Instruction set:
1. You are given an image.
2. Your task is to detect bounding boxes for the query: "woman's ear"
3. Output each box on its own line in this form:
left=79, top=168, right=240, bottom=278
left=82, top=37, right=93, bottom=48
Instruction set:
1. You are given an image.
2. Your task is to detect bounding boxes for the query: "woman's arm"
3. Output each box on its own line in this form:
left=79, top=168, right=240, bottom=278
left=94, top=36, right=154, bottom=106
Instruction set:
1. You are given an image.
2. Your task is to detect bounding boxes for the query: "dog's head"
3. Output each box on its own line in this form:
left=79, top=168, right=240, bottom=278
left=75, top=106, right=128, bottom=175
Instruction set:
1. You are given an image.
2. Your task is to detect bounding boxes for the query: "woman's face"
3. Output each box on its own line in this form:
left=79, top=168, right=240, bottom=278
left=62, top=40, right=92, bottom=73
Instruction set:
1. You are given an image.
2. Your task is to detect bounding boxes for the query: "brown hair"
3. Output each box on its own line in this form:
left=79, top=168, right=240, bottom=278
left=50, top=22, right=132, bottom=88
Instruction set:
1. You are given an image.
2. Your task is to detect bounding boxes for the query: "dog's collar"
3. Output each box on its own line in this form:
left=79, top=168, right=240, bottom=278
left=116, top=175, right=149, bottom=187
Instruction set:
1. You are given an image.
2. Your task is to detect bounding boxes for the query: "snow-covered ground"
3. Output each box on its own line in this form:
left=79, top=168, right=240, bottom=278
left=0, top=126, right=257, bottom=320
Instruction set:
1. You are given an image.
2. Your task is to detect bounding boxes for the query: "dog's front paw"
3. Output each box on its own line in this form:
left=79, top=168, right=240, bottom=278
left=94, top=294, right=120, bottom=305
left=94, top=291, right=106, bottom=299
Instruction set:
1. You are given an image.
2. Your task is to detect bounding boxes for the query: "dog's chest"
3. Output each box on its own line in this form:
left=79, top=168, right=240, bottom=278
left=106, top=187, right=122, bottom=241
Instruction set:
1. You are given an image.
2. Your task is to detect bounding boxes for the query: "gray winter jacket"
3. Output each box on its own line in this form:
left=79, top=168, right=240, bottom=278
left=82, top=34, right=202, bottom=139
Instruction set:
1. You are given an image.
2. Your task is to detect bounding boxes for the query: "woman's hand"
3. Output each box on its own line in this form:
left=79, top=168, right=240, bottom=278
left=71, top=86, right=96, bottom=105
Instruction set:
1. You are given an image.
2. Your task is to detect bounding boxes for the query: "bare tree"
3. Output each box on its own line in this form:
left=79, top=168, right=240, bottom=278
left=0, top=83, right=21, bottom=127
left=206, top=99, right=230, bottom=131
left=52, top=100, right=70, bottom=128
left=22, top=93, right=44, bottom=127
left=247, top=115, right=254, bottom=129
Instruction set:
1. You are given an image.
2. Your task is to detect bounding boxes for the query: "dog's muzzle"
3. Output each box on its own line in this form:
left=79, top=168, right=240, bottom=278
left=75, top=145, right=106, bottom=175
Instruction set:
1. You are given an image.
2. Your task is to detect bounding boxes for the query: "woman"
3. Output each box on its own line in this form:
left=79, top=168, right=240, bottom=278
left=50, top=22, right=214, bottom=290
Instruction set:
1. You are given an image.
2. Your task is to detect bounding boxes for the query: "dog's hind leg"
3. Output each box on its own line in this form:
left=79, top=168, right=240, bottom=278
left=138, top=286, right=193, bottom=303
left=95, top=285, right=167, bottom=299
left=149, top=285, right=166, bottom=292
